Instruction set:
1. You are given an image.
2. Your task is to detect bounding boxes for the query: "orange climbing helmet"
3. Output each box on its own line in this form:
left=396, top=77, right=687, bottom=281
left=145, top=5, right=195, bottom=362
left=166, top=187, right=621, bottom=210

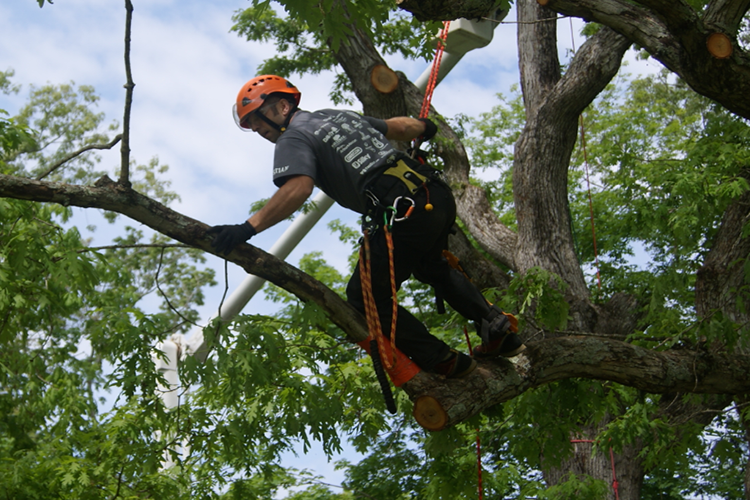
left=233, top=75, right=301, bottom=130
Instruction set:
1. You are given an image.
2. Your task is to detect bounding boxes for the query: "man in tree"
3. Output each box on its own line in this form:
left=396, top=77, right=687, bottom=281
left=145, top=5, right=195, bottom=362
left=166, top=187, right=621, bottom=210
left=207, top=74, right=525, bottom=377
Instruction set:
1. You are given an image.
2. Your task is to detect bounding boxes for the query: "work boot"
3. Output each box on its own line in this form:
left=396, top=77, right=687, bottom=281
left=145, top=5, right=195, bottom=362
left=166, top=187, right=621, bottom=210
left=433, top=349, right=477, bottom=378
left=473, top=306, right=526, bottom=358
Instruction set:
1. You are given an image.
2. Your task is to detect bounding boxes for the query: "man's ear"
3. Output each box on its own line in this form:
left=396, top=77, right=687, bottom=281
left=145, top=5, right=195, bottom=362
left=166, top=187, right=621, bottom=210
left=280, top=98, right=294, bottom=117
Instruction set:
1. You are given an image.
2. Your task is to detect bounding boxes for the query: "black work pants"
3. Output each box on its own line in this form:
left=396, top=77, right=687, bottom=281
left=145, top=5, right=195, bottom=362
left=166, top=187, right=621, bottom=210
left=346, top=178, right=493, bottom=372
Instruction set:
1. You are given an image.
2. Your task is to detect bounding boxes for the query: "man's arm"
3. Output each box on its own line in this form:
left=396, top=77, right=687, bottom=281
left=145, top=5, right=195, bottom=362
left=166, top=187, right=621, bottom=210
left=248, top=174, right=315, bottom=233
left=382, top=117, right=429, bottom=142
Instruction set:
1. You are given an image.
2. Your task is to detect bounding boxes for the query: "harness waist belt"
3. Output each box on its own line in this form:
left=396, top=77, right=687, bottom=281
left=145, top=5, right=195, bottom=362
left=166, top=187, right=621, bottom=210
left=382, top=159, right=428, bottom=195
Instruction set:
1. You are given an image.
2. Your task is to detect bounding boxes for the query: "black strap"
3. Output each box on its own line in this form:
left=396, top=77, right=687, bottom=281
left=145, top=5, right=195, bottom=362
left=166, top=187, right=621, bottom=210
left=370, top=340, right=397, bottom=414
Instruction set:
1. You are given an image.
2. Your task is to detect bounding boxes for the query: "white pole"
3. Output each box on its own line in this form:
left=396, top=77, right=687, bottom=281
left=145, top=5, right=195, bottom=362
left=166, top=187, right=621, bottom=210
left=414, top=12, right=507, bottom=91
left=154, top=337, right=181, bottom=469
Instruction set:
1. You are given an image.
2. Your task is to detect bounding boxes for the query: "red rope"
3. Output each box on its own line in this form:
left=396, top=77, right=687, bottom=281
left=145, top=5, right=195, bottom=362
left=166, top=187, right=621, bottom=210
left=419, top=21, right=451, bottom=119
left=569, top=18, right=601, bottom=290
left=570, top=439, right=620, bottom=499
left=609, top=446, right=620, bottom=500
left=476, top=430, right=484, bottom=499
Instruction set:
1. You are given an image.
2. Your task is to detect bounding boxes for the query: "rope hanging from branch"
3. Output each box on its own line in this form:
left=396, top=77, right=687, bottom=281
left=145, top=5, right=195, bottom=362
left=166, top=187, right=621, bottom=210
left=419, top=21, right=451, bottom=119
left=569, top=18, right=601, bottom=290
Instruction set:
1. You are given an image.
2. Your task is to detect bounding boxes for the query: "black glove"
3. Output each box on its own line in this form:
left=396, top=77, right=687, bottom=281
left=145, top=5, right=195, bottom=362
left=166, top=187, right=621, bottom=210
left=206, top=221, right=257, bottom=256
left=417, top=117, right=438, bottom=142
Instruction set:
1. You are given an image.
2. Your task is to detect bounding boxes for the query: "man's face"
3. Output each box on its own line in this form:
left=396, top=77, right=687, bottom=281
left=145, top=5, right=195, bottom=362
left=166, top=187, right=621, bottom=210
left=246, top=100, right=286, bottom=143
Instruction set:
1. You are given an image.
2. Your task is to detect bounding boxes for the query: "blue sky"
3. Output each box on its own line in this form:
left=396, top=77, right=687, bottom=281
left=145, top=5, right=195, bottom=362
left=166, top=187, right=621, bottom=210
left=1, top=0, right=662, bottom=494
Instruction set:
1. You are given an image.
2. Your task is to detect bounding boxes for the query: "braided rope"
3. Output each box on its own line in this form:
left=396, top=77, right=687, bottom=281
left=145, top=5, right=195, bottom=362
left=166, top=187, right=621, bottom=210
left=384, top=224, right=399, bottom=365
left=419, top=21, right=451, bottom=119
left=359, top=230, right=393, bottom=370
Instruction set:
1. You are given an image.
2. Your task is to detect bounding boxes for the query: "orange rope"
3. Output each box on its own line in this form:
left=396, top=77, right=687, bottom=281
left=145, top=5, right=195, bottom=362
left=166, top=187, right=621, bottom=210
left=384, top=225, right=399, bottom=365
left=359, top=230, right=393, bottom=370
left=419, top=21, right=451, bottom=119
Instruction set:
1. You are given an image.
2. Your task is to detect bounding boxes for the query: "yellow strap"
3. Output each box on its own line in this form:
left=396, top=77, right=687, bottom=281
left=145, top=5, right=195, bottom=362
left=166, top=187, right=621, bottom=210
left=382, top=160, right=427, bottom=194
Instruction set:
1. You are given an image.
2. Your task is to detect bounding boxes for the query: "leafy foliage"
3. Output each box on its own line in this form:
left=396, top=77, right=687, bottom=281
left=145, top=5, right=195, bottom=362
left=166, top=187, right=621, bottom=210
left=3, top=3, right=750, bottom=498
left=230, top=2, right=440, bottom=104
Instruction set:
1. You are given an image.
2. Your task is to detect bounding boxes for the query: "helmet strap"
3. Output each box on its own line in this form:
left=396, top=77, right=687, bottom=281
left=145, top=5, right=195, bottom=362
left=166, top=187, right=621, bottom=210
left=254, top=101, right=298, bottom=134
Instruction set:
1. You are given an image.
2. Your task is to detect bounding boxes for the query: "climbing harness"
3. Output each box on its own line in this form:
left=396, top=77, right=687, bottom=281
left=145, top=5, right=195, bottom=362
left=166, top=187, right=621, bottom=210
left=357, top=21, right=453, bottom=413
left=357, top=160, right=435, bottom=410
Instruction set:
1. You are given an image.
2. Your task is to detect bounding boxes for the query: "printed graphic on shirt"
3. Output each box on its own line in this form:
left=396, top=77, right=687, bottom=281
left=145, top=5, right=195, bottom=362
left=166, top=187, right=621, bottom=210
left=314, top=111, right=388, bottom=176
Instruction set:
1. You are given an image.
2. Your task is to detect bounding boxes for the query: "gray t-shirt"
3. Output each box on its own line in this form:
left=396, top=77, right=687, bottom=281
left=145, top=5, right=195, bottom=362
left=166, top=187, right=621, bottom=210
left=272, top=109, right=399, bottom=214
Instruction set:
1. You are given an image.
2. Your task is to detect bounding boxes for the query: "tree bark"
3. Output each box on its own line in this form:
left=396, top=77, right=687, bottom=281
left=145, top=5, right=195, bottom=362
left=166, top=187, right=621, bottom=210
left=3, top=174, right=750, bottom=429
left=512, top=0, right=640, bottom=495
left=539, top=0, right=750, bottom=120
left=396, top=0, right=501, bottom=22
left=408, top=335, right=750, bottom=429
left=514, top=0, right=631, bottom=327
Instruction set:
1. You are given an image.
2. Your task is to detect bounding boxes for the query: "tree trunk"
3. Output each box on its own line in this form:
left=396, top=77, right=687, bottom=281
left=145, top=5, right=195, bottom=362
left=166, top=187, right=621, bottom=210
left=543, top=419, right=644, bottom=500
left=513, top=0, right=641, bottom=495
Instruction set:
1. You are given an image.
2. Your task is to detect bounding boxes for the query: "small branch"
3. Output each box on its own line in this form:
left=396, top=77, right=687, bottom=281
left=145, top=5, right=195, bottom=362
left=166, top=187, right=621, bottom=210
left=35, top=134, right=122, bottom=180
left=154, top=246, right=202, bottom=329
left=119, top=0, right=135, bottom=188
left=482, top=14, right=568, bottom=24
left=78, top=243, right=191, bottom=253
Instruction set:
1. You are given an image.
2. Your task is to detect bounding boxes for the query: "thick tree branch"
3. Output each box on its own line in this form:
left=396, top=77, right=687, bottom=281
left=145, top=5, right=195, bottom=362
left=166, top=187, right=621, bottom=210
left=541, top=0, right=750, bottom=120
left=514, top=2, right=631, bottom=311
left=396, top=0, right=501, bottom=22
left=704, top=0, right=750, bottom=32
left=0, top=173, right=369, bottom=342
left=2, top=174, right=749, bottom=429
left=408, top=336, right=750, bottom=430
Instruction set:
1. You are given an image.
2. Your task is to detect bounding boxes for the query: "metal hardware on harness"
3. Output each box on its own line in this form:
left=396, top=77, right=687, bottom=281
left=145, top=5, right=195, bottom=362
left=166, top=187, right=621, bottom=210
left=392, top=196, right=415, bottom=222
left=383, top=160, right=428, bottom=195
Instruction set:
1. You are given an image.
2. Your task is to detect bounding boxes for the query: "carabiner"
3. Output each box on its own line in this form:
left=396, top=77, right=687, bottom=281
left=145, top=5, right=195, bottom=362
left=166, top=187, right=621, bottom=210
left=392, top=196, right=415, bottom=222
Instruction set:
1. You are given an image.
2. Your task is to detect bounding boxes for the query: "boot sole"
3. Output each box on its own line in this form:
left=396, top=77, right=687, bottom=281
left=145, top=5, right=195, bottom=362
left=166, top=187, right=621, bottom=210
left=501, top=343, right=526, bottom=357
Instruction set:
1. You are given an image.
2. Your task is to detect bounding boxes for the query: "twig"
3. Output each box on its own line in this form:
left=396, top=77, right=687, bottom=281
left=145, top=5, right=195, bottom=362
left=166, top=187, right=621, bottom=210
left=154, top=246, right=202, bottom=329
left=35, top=134, right=122, bottom=180
left=119, top=0, right=135, bottom=187
left=77, top=243, right=191, bottom=253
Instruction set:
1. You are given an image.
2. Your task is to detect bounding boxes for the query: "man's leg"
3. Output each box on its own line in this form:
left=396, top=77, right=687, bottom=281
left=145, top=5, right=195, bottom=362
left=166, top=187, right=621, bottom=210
left=408, top=182, right=524, bottom=357
left=347, top=190, right=476, bottom=376
left=415, top=259, right=525, bottom=357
